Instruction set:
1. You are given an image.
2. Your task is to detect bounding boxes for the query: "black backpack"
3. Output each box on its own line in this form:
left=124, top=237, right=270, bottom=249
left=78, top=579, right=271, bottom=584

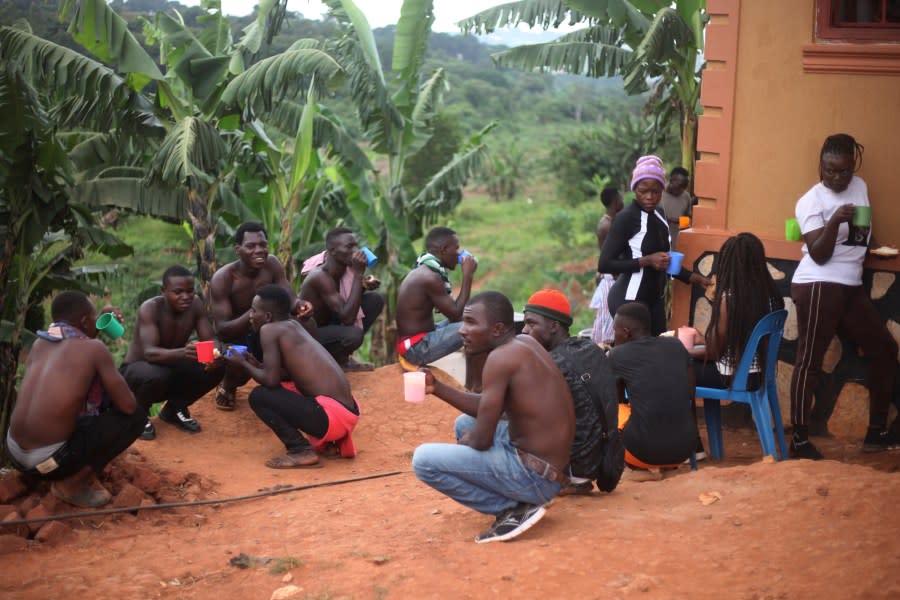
left=550, top=337, right=625, bottom=493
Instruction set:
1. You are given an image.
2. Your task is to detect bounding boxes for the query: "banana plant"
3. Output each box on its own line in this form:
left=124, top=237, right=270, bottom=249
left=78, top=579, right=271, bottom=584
left=322, top=0, right=495, bottom=361
left=459, top=0, right=707, bottom=176
left=0, top=59, right=132, bottom=455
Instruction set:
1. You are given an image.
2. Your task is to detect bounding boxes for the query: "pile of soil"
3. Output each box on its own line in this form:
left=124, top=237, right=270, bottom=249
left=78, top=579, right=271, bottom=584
left=1, top=364, right=898, bottom=599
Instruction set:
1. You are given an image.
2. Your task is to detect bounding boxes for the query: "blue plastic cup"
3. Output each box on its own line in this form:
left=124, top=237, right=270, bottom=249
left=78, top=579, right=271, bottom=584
left=666, top=251, right=685, bottom=275
left=360, top=247, right=378, bottom=267
left=458, top=249, right=476, bottom=264
left=225, top=344, right=248, bottom=358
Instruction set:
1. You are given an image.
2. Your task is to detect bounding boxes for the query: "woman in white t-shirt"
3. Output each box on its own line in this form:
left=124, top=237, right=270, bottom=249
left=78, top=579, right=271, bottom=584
left=790, top=133, right=898, bottom=460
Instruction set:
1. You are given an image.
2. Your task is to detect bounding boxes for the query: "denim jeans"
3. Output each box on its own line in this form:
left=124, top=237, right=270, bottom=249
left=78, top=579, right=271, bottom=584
left=402, top=320, right=463, bottom=365
left=412, top=414, right=561, bottom=515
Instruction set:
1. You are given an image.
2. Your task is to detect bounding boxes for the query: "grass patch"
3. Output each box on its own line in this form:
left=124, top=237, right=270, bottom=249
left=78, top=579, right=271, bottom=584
left=449, top=192, right=600, bottom=333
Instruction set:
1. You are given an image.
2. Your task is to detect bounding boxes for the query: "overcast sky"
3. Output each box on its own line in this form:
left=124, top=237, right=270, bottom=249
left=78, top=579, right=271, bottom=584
left=212, top=1, right=511, bottom=33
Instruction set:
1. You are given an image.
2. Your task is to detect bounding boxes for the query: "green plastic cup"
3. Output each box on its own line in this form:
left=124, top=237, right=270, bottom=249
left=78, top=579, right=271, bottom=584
left=785, top=218, right=801, bottom=241
left=96, top=312, right=125, bottom=340
left=852, top=206, right=871, bottom=227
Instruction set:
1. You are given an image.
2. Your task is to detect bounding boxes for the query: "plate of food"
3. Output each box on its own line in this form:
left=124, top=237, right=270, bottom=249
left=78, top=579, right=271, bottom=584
left=870, top=246, right=899, bottom=257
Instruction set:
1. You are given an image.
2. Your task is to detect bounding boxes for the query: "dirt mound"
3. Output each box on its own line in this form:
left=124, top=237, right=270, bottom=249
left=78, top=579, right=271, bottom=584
left=1, top=363, right=899, bottom=599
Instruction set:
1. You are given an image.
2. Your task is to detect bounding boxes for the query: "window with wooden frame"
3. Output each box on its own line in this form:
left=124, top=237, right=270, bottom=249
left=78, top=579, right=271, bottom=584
left=816, top=0, right=900, bottom=42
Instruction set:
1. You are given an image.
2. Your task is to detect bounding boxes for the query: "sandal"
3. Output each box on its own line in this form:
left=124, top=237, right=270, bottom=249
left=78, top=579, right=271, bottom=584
left=214, top=385, right=236, bottom=411
left=265, top=451, right=322, bottom=469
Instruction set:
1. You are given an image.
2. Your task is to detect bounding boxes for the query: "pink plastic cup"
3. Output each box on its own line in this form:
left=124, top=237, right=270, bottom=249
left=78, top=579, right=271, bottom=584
left=677, top=326, right=697, bottom=351
left=403, top=371, right=426, bottom=403
left=195, top=340, right=215, bottom=364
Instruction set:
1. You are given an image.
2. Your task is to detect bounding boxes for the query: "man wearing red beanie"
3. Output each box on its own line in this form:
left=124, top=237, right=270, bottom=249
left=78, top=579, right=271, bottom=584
left=523, top=290, right=623, bottom=494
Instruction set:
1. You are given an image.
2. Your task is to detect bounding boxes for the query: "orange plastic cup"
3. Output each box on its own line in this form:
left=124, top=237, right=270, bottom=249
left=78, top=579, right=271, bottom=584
left=679, top=215, right=691, bottom=229
left=196, top=340, right=215, bottom=364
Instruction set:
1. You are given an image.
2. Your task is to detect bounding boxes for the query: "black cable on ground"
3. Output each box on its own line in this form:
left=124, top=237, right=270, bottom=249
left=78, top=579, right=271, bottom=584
left=0, top=469, right=406, bottom=528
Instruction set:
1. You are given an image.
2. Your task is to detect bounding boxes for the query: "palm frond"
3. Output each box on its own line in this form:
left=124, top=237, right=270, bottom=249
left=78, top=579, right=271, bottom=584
left=221, top=48, right=344, bottom=114
left=58, top=0, right=163, bottom=90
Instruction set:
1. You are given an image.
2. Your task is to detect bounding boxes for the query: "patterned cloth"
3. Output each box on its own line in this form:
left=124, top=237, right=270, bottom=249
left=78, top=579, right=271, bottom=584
left=37, top=322, right=109, bottom=419
left=589, top=275, right=615, bottom=345
left=416, top=253, right=452, bottom=295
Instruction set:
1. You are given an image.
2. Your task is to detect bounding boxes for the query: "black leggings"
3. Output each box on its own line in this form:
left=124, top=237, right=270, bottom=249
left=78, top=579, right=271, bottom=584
left=249, top=386, right=331, bottom=454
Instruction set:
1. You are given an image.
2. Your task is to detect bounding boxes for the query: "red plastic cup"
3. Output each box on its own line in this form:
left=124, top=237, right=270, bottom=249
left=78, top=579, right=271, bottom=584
left=195, top=340, right=215, bottom=364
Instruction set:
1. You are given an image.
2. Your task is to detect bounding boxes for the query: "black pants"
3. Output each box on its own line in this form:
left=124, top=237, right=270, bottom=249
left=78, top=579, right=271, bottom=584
left=11, top=407, right=147, bottom=481
left=249, top=386, right=333, bottom=453
left=316, top=291, right=384, bottom=364
left=120, top=359, right=225, bottom=412
left=791, top=282, right=897, bottom=429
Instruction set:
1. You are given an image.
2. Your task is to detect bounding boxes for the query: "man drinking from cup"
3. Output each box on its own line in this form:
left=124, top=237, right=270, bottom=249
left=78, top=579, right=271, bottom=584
left=119, top=265, right=225, bottom=439
left=299, top=227, right=384, bottom=371
left=7, top=291, right=145, bottom=507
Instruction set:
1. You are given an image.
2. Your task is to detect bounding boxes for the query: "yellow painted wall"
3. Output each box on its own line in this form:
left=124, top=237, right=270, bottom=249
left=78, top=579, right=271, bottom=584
left=728, top=1, right=900, bottom=243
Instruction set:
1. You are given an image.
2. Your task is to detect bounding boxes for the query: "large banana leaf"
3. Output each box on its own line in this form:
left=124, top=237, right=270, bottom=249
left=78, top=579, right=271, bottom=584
left=0, top=61, right=44, bottom=156
left=220, top=48, right=344, bottom=114
left=0, top=27, right=133, bottom=109
left=492, top=25, right=630, bottom=78
left=69, top=177, right=190, bottom=221
left=264, top=102, right=374, bottom=171
left=410, top=142, right=490, bottom=219
left=391, top=0, right=434, bottom=110
left=457, top=0, right=590, bottom=34
left=146, top=116, right=229, bottom=188
left=289, top=80, right=317, bottom=194
left=326, top=0, right=385, bottom=85
left=623, top=7, right=694, bottom=95
left=58, top=0, right=163, bottom=91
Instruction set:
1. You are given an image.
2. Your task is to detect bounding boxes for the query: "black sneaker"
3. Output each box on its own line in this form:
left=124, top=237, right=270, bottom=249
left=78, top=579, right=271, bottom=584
left=159, top=406, right=201, bottom=433
left=862, top=428, right=900, bottom=453
left=140, top=419, right=156, bottom=441
left=790, top=438, right=823, bottom=460
left=474, top=503, right=547, bottom=544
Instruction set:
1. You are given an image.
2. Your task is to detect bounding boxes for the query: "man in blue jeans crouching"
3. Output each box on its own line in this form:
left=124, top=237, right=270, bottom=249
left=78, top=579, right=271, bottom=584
left=412, top=292, right=575, bottom=543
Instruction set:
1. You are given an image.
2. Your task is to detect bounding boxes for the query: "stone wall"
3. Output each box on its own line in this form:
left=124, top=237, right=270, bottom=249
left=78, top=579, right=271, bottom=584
left=688, top=254, right=900, bottom=440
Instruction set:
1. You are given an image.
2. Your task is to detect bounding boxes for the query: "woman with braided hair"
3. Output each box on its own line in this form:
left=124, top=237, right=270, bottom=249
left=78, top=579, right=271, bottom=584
left=789, top=133, right=898, bottom=459
left=690, top=233, right=784, bottom=390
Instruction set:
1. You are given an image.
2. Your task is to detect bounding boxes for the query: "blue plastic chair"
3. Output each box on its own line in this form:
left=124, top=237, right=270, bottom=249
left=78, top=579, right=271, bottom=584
left=696, top=310, right=789, bottom=461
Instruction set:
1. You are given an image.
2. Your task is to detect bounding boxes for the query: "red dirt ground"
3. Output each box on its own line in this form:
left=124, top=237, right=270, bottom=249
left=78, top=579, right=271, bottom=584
left=1, top=365, right=899, bottom=600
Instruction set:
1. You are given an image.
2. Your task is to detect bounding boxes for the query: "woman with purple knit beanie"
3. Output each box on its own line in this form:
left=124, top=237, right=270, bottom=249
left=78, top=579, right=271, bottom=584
left=598, top=156, right=710, bottom=335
